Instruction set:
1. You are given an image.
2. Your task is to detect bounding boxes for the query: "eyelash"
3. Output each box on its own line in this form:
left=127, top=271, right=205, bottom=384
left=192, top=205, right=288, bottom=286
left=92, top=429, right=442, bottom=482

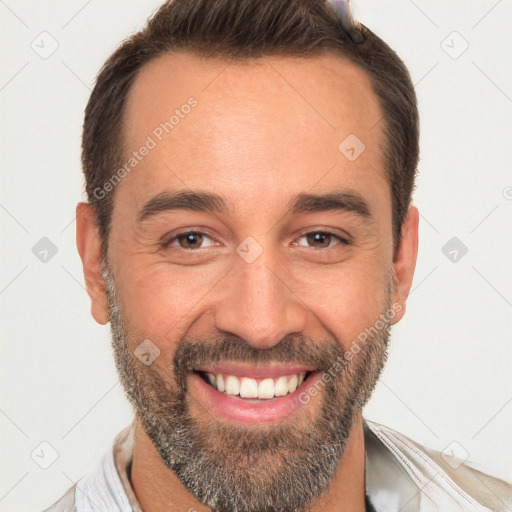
left=160, top=229, right=350, bottom=252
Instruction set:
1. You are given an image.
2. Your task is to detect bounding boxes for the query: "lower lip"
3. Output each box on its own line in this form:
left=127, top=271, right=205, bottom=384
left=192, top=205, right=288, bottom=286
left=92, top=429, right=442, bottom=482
left=190, top=371, right=322, bottom=424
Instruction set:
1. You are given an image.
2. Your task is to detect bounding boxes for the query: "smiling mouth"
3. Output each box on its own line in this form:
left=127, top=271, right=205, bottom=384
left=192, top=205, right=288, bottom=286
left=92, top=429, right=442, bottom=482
left=194, top=369, right=314, bottom=401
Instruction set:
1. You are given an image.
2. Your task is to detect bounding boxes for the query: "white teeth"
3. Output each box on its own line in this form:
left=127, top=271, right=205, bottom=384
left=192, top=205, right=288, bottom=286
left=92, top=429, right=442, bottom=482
left=274, top=376, right=288, bottom=396
left=287, top=374, right=298, bottom=394
left=240, top=377, right=258, bottom=398
left=258, top=378, right=275, bottom=399
left=203, top=371, right=309, bottom=399
left=216, top=374, right=225, bottom=392
left=225, top=375, right=240, bottom=395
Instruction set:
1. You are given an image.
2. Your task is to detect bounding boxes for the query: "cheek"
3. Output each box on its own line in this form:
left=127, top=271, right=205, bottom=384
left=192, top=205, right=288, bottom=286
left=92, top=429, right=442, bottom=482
left=295, top=265, right=389, bottom=349
left=115, top=262, right=222, bottom=339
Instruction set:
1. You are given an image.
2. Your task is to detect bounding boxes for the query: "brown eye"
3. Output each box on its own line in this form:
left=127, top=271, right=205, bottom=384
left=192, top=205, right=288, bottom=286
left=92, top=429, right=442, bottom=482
left=306, top=232, right=331, bottom=248
left=177, top=232, right=204, bottom=249
left=295, top=231, right=348, bottom=249
left=162, top=231, right=216, bottom=251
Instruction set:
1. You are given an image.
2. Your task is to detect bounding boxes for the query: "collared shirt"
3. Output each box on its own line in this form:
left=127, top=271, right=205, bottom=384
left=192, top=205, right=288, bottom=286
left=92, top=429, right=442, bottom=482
left=41, top=418, right=511, bottom=512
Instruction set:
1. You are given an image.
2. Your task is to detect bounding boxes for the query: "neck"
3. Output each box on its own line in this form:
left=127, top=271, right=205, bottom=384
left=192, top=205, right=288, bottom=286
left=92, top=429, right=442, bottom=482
left=131, top=413, right=367, bottom=512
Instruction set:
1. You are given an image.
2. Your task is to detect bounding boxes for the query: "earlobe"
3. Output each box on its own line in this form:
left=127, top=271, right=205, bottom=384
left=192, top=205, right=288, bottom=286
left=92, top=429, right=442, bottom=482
left=390, top=205, right=419, bottom=325
left=76, top=202, right=110, bottom=325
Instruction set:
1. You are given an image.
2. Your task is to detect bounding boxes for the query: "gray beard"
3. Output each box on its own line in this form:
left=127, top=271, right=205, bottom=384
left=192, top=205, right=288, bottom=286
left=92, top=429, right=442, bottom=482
left=102, top=261, right=394, bottom=512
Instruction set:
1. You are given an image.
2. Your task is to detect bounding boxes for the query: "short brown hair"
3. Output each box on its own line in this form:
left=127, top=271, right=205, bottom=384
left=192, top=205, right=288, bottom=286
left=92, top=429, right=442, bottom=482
left=82, top=0, right=419, bottom=258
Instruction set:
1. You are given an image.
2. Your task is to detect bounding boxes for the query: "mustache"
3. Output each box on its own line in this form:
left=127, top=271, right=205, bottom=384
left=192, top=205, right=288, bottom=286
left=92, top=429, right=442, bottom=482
left=171, top=333, right=346, bottom=375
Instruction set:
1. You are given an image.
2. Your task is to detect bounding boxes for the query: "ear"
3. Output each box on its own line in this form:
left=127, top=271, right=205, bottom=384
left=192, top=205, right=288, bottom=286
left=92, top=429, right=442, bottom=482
left=390, top=205, right=419, bottom=325
left=76, top=202, right=110, bottom=325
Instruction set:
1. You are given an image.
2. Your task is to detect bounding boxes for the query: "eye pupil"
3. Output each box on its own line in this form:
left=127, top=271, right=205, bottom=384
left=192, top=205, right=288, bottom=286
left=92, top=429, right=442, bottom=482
left=307, top=232, right=330, bottom=248
left=179, top=232, right=202, bottom=249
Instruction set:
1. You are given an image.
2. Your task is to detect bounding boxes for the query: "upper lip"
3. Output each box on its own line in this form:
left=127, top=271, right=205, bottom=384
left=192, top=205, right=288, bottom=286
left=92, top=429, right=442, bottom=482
left=194, top=364, right=316, bottom=379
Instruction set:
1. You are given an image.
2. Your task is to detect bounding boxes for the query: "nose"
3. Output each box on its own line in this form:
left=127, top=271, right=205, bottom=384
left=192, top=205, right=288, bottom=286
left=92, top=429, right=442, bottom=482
left=214, top=251, right=308, bottom=350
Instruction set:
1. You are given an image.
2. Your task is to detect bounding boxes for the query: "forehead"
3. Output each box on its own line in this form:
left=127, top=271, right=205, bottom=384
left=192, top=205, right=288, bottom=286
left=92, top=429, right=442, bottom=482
left=117, top=50, right=387, bottom=222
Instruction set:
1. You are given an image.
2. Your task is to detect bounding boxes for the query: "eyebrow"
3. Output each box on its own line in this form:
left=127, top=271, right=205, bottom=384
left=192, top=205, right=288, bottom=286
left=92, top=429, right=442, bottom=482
left=137, top=189, right=373, bottom=223
left=287, top=190, right=372, bottom=219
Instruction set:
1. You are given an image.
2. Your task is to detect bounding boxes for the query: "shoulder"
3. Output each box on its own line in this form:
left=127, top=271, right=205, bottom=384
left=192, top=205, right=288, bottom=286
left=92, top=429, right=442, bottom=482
left=37, top=423, right=136, bottom=512
left=422, top=439, right=512, bottom=511
left=365, top=419, right=512, bottom=512
left=39, top=483, right=77, bottom=512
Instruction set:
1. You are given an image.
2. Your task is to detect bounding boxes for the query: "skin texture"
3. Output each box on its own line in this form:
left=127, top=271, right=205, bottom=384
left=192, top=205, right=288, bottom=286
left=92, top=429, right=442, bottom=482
left=76, top=50, right=419, bottom=512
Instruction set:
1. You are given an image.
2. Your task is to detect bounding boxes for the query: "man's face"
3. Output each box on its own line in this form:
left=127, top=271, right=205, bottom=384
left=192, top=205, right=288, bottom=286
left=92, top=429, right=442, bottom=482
left=85, top=51, right=415, bottom=512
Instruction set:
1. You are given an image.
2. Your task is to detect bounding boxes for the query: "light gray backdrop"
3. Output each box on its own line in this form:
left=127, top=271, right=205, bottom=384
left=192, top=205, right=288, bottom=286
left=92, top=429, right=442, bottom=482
left=1, top=1, right=511, bottom=510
